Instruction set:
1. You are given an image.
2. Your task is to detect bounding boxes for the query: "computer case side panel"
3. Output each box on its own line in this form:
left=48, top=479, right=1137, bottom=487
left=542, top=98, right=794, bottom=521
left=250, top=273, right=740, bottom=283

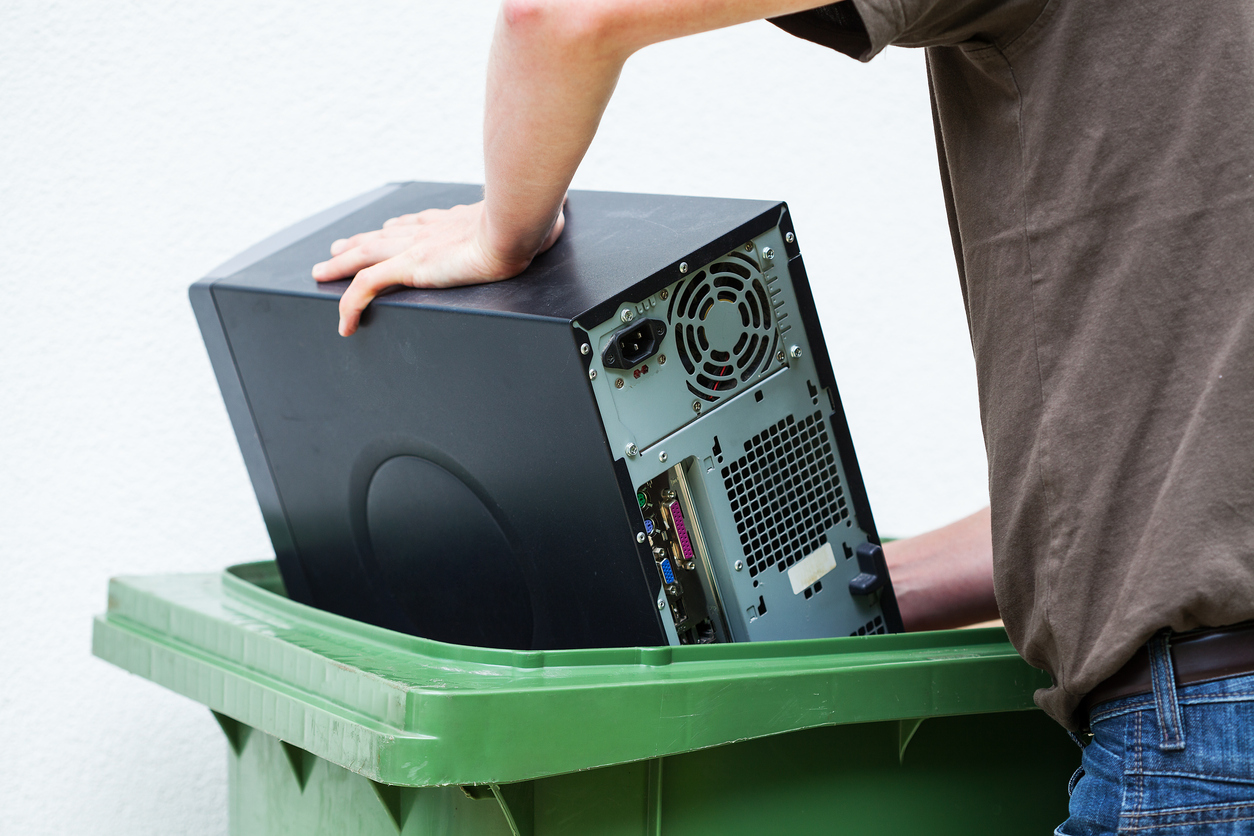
left=189, top=279, right=312, bottom=603
left=188, top=186, right=407, bottom=604
left=211, top=285, right=667, bottom=649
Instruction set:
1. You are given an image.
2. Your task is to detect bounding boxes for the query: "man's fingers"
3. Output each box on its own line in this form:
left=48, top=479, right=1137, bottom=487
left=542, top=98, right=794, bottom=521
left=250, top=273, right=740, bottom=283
left=326, top=201, right=499, bottom=334
left=330, top=230, right=381, bottom=256
left=382, top=208, right=442, bottom=228
left=330, top=226, right=423, bottom=257
left=312, top=239, right=413, bottom=282
left=337, top=259, right=412, bottom=336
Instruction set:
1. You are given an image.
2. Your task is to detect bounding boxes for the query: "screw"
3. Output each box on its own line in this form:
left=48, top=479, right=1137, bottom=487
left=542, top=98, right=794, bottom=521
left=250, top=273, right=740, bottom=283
left=637, top=531, right=647, bottom=543
left=763, top=247, right=774, bottom=260
left=658, top=599, right=666, bottom=611
left=776, top=350, right=786, bottom=362
left=789, top=345, right=802, bottom=358
left=660, top=288, right=670, bottom=300
left=658, top=354, right=666, bottom=365
left=615, top=378, right=624, bottom=389
left=621, top=309, right=635, bottom=323
left=580, top=343, right=590, bottom=355
left=692, top=400, right=702, bottom=413
left=679, top=262, right=688, bottom=274
left=659, top=451, right=668, bottom=463
left=785, top=232, right=795, bottom=243
left=735, top=560, right=744, bottom=572
left=589, top=368, right=598, bottom=380
left=744, top=242, right=754, bottom=251
left=625, top=443, right=639, bottom=458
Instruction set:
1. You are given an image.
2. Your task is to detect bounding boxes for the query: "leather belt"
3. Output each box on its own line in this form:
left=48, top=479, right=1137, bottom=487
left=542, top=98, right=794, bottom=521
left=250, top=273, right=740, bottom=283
left=1082, top=621, right=1254, bottom=723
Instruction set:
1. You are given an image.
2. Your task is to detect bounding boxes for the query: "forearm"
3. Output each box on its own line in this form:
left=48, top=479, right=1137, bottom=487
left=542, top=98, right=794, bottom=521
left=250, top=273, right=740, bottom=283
left=882, top=506, right=998, bottom=631
left=479, top=0, right=837, bottom=266
left=480, top=5, right=624, bottom=267
left=316, top=0, right=841, bottom=333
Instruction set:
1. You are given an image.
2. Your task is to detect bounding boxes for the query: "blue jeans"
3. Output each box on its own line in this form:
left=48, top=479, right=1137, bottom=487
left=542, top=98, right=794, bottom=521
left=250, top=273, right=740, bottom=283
left=1057, top=634, right=1254, bottom=835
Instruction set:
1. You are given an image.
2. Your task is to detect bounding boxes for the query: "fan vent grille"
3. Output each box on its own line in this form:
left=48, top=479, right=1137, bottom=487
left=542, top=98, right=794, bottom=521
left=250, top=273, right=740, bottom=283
left=668, top=252, right=778, bottom=404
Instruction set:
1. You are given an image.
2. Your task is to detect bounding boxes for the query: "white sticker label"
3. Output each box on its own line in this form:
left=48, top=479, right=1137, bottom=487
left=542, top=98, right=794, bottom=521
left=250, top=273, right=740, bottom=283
left=788, top=541, right=838, bottom=595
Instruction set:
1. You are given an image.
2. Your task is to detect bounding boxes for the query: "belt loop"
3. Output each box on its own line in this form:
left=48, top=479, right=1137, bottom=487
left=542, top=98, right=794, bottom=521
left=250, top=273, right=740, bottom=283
left=1148, top=629, right=1186, bottom=751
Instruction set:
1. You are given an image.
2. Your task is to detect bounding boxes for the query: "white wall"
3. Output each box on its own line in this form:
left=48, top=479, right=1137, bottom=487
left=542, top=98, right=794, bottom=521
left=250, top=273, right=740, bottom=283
left=0, top=2, right=986, bottom=833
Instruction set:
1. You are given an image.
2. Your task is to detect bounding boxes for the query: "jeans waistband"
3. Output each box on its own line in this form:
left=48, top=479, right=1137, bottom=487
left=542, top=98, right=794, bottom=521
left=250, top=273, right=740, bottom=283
left=1081, top=621, right=1254, bottom=728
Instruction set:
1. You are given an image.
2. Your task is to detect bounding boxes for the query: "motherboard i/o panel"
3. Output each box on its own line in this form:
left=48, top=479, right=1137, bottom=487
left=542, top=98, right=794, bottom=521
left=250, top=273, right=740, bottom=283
left=193, top=182, right=902, bottom=650
left=636, top=465, right=727, bottom=645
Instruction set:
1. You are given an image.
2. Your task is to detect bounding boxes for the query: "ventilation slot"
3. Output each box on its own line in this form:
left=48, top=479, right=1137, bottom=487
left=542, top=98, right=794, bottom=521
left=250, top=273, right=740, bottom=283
left=851, top=615, right=886, bottom=637
left=721, top=411, right=849, bottom=578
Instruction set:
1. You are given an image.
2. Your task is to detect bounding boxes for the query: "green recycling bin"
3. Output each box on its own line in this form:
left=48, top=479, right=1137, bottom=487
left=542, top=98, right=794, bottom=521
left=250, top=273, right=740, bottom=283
left=92, top=561, right=1076, bottom=835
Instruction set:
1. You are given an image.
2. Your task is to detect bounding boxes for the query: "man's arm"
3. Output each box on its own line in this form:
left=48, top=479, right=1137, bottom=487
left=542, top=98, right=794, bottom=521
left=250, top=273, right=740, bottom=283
left=312, top=0, right=838, bottom=335
left=882, top=506, right=999, bottom=631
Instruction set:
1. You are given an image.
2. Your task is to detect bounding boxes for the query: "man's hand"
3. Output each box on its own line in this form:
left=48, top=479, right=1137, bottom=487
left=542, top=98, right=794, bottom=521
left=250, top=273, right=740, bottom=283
left=882, top=506, right=999, bottom=631
left=314, top=0, right=837, bottom=336
left=312, top=201, right=565, bottom=336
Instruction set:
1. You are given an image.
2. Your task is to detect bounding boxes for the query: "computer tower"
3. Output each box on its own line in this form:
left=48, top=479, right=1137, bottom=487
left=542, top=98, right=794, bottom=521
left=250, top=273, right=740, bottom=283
left=192, top=182, right=901, bottom=650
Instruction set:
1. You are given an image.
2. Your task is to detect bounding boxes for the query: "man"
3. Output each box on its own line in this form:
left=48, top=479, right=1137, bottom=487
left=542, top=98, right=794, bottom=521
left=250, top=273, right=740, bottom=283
left=311, top=2, right=1254, bottom=831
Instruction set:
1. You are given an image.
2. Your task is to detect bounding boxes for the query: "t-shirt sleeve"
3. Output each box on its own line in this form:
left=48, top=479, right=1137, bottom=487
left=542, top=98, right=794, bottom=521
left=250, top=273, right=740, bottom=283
left=770, top=0, right=1049, bottom=62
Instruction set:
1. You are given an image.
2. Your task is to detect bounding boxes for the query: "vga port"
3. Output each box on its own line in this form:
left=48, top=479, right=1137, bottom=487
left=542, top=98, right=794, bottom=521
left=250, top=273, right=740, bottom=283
left=659, top=558, right=676, bottom=585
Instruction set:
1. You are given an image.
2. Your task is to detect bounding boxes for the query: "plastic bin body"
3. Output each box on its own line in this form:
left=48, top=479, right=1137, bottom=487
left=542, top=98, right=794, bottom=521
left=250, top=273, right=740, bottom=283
left=93, top=563, right=1076, bottom=835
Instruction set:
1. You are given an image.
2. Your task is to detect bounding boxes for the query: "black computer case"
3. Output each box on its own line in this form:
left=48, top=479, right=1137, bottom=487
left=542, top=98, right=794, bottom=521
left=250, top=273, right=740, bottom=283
left=192, top=182, right=900, bottom=650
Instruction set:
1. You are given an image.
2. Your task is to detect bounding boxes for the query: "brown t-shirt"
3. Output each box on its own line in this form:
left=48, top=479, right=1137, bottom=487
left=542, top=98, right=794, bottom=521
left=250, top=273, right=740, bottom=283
left=773, top=0, right=1254, bottom=730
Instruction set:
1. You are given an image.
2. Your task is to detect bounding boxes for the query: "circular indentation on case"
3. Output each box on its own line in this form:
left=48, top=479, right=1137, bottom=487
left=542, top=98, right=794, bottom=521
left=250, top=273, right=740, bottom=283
left=366, top=455, right=533, bottom=648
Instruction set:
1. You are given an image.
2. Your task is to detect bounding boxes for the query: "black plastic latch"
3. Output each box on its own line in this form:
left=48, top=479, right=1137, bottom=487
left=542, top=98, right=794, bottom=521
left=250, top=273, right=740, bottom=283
left=849, top=571, right=883, bottom=596
left=848, top=542, right=887, bottom=596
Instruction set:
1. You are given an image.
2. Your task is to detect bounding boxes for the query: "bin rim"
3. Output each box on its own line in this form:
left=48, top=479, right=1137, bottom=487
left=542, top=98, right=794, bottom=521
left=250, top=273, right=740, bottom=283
left=222, top=559, right=1012, bottom=670
left=93, top=562, right=1050, bottom=787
